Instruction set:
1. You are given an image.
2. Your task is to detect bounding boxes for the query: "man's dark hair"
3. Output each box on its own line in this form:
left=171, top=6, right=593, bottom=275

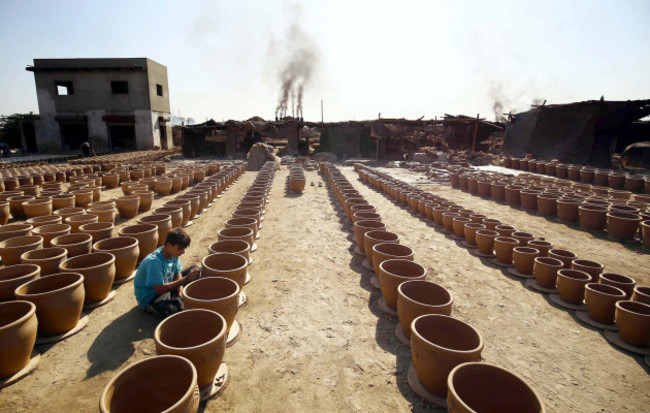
left=165, top=228, right=191, bottom=248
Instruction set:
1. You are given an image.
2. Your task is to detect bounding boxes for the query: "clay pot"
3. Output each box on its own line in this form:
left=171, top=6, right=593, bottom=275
left=557, top=269, right=592, bottom=304
left=505, top=185, right=525, bottom=206
left=363, top=231, right=399, bottom=266
left=527, top=240, right=552, bottom=257
left=59, top=252, right=116, bottom=304
left=449, top=217, right=469, bottom=238
left=26, top=215, right=62, bottom=228
left=118, top=224, right=159, bottom=261
left=132, top=190, right=154, bottom=212
left=447, top=362, right=546, bottom=413
left=494, top=225, right=516, bottom=237
left=154, top=179, right=173, bottom=196
left=614, top=301, right=650, bottom=347
left=0, top=235, right=43, bottom=266
left=599, top=273, right=635, bottom=299
left=208, top=240, right=251, bottom=265
left=176, top=194, right=200, bottom=218
left=14, top=272, right=84, bottom=336
left=480, top=218, right=500, bottom=230
left=99, top=355, right=200, bottom=413
left=372, top=243, right=415, bottom=275
left=0, top=300, right=38, bottom=378
left=533, top=257, right=563, bottom=288
left=556, top=198, right=583, bottom=223
left=410, top=314, right=483, bottom=398
left=512, top=231, right=535, bottom=246
left=33, top=223, right=70, bottom=247
left=631, top=286, right=650, bottom=305
left=20, top=247, right=68, bottom=276
left=463, top=223, right=485, bottom=246
left=53, top=206, right=84, bottom=221
left=71, top=189, right=93, bottom=209
left=584, top=283, right=626, bottom=324
left=642, top=220, right=650, bottom=250
left=50, top=232, right=93, bottom=258
left=65, top=214, right=98, bottom=233
left=102, top=173, right=120, bottom=189
left=232, top=209, right=262, bottom=230
left=9, top=195, right=35, bottom=219
left=578, top=204, right=607, bottom=231
left=353, top=220, right=386, bottom=255
left=93, top=237, right=139, bottom=282
left=397, top=280, right=452, bottom=338
left=153, top=207, right=183, bottom=229
left=490, top=182, right=506, bottom=202
left=442, top=212, right=460, bottom=232
left=154, top=309, right=227, bottom=389
left=494, top=236, right=519, bottom=264
left=137, top=214, right=172, bottom=247
left=378, top=259, right=426, bottom=310
left=202, top=252, right=248, bottom=288
left=474, top=229, right=498, bottom=255
left=225, top=217, right=259, bottom=239
left=164, top=199, right=191, bottom=226
left=536, top=194, right=559, bottom=217
left=0, top=201, right=9, bottom=225
left=0, top=264, right=41, bottom=301
left=51, top=194, right=76, bottom=210
left=606, top=211, right=641, bottom=241
left=79, top=222, right=114, bottom=243
left=572, top=259, right=604, bottom=282
left=22, top=199, right=53, bottom=218
left=512, top=247, right=540, bottom=275
left=548, top=249, right=577, bottom=268
left=520, top=190, right=541, bottom=211
left=115, top=195, right=140, bottom=219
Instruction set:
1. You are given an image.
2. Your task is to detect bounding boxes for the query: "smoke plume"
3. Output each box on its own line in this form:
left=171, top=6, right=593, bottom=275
left=488, top=81, right=510, bottom=123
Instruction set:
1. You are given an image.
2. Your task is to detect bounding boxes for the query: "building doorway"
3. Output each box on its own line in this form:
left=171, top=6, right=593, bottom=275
left=59, top=121, right=89, bottom=151
left=159, top=119, right=168, bottom=149
left=108, top=124, right=137, bottom=152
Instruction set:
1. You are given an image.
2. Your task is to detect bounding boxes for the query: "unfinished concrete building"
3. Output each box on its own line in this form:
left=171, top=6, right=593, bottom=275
left=26, top=58, right=173, bottom=153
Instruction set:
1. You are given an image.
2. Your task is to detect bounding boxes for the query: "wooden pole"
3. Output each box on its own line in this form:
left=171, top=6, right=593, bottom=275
left=471, top=113, right=479, bottom=154
left=321, top=100, right=324, bottom=124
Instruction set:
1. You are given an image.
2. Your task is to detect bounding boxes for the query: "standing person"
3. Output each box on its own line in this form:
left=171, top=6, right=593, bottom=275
left=134, top=228, right=200, bottom=316
left=80, top=141, right=96, bottom=157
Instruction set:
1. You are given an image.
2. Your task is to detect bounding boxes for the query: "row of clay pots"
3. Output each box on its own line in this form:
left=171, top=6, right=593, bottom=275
left=356, top=163, right=650, bottom=355
left=288, top=165, right=306, bottom=194
left=324, top=163, right=546, bottom=411
left=503, top=156, right=650, bottom=194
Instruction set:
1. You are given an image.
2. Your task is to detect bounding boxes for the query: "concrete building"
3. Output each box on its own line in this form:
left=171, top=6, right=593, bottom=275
left=26, top=58, right=173, bottom=153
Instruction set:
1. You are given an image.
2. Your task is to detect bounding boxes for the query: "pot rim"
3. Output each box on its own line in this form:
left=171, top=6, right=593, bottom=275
left=606, top=211, right=642, bottom=221
left=14, top=272, right=84, bottom=298
left=154, top=308, right=227, bottom=351
left=557, top=269, right=592, bottom=282
left=0, top=235, right=43, bottom=249
left=183, top=276, right=241, bottom=303
left=93, top=236, right=139, bottom=253
left=21, top=247, right=67, bottom=262
left=398, top=280, right=453, bottom=308
left=208, top=240, right=251, bottom=256
left=79, top=222, right=114, bottom=231
left=119, top=223, right=158, bottom=235
left=585, top=282, right=626, bottom=297
left=0, top=263, right=41, bottom=283
left=600, top=273, right=635, bottom=285
left=615, top=300, right=650, bottom=316
left=202, top=252, right=248, bottom=272
left=137, top=214, right=172, bottom=224
left=548, top=249, right=577, bottom=259
left=379, top=258, right=426, bottom=280
left=365, top=230, right=399, bottom=242
left=218, top=227, right=254, bottom=237
left=572, top=259, right=604, bottom=270
left=534, top=257, right=563, bottom=267
left=0, top=300, right=36, bottom=331
left=513, top=247, right=540, bottom=255
left=51, top=233, right=92, bottom=246
left=411, top=314, right=484, bottom=354
left=0, top=223, right=33, bottom=233
left=60, top=252, right=116, bottom=271
left=372, top=242, right=414, bottom=258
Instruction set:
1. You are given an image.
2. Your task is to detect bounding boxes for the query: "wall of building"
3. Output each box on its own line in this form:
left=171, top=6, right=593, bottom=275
left=146, top=59, right=171, bottom=114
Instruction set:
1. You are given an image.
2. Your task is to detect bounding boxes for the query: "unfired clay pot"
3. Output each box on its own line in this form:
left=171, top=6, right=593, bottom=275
left=133, top=190, right=154, bottom=212
left=494, top=236, right=519, bottom=264
left=556, top=269, right=592, bottom=304
left=118, top=224, right=159, bottom=261
left=410, top=314, right=483, bottom=398
left=14, top=272, right=84, bottom=336
left=494, top=225, right=516, bottom=237
left=378, top=259, right=427, bottom=310
left=26, top=215, right=62, bottom=228
left=93, top=237, right=139, bottom=282
left=0, top=223, right=33, bottom=243
left=572, top=259, right=604, bottom=282
left=512, top=231, right=535, bottom=246
left=0, top=235, right=43, bottom=266
left=363, top=231, right=399, bottom=266
left=79, top=222, right=114, bottom=243
left=22, top=199, right=53, bottom=218
left=154, top=179, right=173, bottom=196
left=0, top=264, right=41, bottom=301
left=372, top=243, right=415, bottom=275
left=606, top=211, right=642, bottom=241
left=153, top=207, right=183, bottom=229
left=527, top=240, right=552, bottom=257
left=164, top=199, right=191, bottom=226
left=557, top=198, right=583, bottom=223
left=463, top=223, right=485, bottom=246
left=33, top=223, right=71, bottom=247
left=353, top=220, right=386, bottom=255
left=99, top=355, right=200, bottom=413
left=50, top=233, right=93, bottom=258
left=20, top=247, right=68, bottom=276
left=447, top=362, right=546, bottom=413
left=397, top=280, right=453, bottom=339
left=632, top=286, right=650, bottom=305
left=599, top=273, right=636, bottom=299
left=208, top=240, right=251, bottom=265
left=137, top=214, right=172, bottom=247
left=512, top=247, right=540, bottom=275
left=51, top=194, right=76, bottom=210
left=0, top=201, right=10, bottom=225
left=475, top=229, right=498, bottom=255
left=533, top=257, right=563, bottom=288
left=85, top=207, right=116, bottom=224
left=8, top=195, right=35, bottom=219
left=584, top=283, right=626, bottom=324
left=0, top=300, right=37, bottom=378
left=183, top=276, right=240, bottom=334
left=548, top=249, right=577, bottom=268
left=202, top=252, right=248, bottom=288
left=217, top=227, right=255, bottom=251
left=154, top=309, right=227, bottom=389
left=115, top=195, right=140, bottom=219
left=65, top=214, right=98, bottom=233
left=53, top=206, right=84, bottom=221
left=579, top=205, right=608, bottom=231
left=614, top=300, right=650, bottom=347
left=59, top=252, right=116, bottom=304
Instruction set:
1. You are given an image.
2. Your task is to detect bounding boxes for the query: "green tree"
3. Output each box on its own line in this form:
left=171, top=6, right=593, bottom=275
left=0, top=113, right=38, bottom=148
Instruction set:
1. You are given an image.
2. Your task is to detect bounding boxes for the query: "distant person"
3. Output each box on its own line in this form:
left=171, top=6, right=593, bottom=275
left=0, top=142, right=10, bottom=158
left=80, top=141, right=96, bottom=157
left=133, top=228, right=201, bottom=317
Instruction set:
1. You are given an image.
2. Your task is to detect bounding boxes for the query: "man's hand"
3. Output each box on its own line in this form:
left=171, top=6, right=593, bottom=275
left=185, top=267, right=201, bottom=283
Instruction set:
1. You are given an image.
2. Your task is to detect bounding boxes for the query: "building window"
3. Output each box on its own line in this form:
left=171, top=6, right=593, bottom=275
left=156, top=84, right=163, bottom=97
left=111, top=81, right=129, bottom=94
left=55, top=81, right=73, bottom=96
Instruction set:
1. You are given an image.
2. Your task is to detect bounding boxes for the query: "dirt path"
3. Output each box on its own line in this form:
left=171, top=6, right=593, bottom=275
left=1, top=166, right=648, bottom=413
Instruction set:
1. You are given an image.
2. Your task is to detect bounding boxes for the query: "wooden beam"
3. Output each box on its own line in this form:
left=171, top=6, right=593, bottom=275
left=471, top=113, right=480, bottom=154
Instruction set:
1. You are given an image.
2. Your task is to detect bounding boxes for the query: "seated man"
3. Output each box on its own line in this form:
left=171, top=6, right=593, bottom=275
left=134, top=227, right=200, bottom=316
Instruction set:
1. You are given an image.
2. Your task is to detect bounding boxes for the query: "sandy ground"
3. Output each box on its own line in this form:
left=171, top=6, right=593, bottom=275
left=1, top=165, right=649, bottom=413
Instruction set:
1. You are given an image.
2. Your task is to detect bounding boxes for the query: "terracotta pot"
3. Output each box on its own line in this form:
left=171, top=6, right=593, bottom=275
left=26, top=215, right=62, bottom=228
left=202, top=252, right=248, bottom=288
left=0, top=201, right=9, bottom=225
left=0, top=264, right=41, bottom=301
left=605, top=211, right=641, bottom=241
left=614, top=300, right=650, bottom=347
left=490, top=182, right=506, bottom=202
left=154, top=309, right=227, bottom=389
left=33, top=223, right=70, bottom=247
left=548, top=249, right=577, bottom=268
left=132, top=190, right=154, bottom=212
left=232, top=209, right=262, bottom=230
left=512, top=231, right=535, bottom=246
left=22, top=199, right=53, bottom=218
left=598, top=273, right=635, bottom=299
left=353, top=220, right=386, bottom=255
left=642, top=220, right=650, bottom=250
left=363, top=231, right=399, bottom=266
left=537, top=194, right=560, bottom=217
left=579, top=204, right=608, bottom=231
left=9, top=195, right=35, bottom=219
left=397, top=280, right=452, bottom=338
left=494, top=225, right=516, bottom=237
left=59, top=252, right=115, bottom=304
left=494, top=236, right=519, bottom=264
left=71, top=189, right=93, bottom=209
left=520, top=190, right=541, bottom=211
left=50, top=232, right=93, bottom=258
left=372, top=243, right=415, bottom=275
left=154, top=179, right=173, bottom=196
left=556, top=198, right=583, bottom=223
left=557, top=269, right=592, bottom=304
left=378, top=259, right=426, bottom=310
left=115, top=195, right=140, bottom=219
left=65, top=214, right=98, bottom=233
left=14, top=272, right=84, bottom=336
left=479, top=218, right=500, bottom=230
left=137, top=214, right=172, bottom=247
left=410, top=314, right=483, bottom=398
left=218, top=227, right=255, bottom=251
left=176, top=195, right=200, bottom=218
left=584, top=283, right=626, bottom=324
left=164, top=199, right=191, bottom=226
left=463, top=223, right=485, bottom=246
left=632, top=286, right=650, bottom=305
left=51, top=193, right=76, bottom=210
left=118, top=224, right=159, bottom=261
left=53, top=206, right=84, bottom=221
left=441, top=212, right=460, bottom=232
left=0, top=300, right=38, bottom=378
left=99, top=354, right=200, bottom=413
left=20, top=247, right=67, bottom=276
left=512, top=247, right=540, bottom=275
left=0, top=235, right=43, bottom=266
left=505, top=185, right=525, bottom=206
left=153, top=207, right=183, bottom=229
left=225, top=217, right=259, bottom=240
left=447, top=362, right=546, bottom=413
left=533, top=257, right=563, bottom=288
left=208, top=240, right=251, bottom=266
left=102, top=173, right=120, bottom=189
left=572, top=259, right=604, bottom=282
left=79, top=222, right=114, bottom=243
left=527, top=240, right=552, bottom=257
left=94, top=237, right=139, bottom=281
left=450, top=217, right=470, bottom=238
left=474, top=229, right=498, bottom=255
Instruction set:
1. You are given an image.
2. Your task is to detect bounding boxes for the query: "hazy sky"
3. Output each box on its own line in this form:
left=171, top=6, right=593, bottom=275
left=1, top=0, right=648, bottom=122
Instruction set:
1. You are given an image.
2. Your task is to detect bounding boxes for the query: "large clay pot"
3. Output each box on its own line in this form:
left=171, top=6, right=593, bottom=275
left=65, top=214, right=98, bottom=233
left=202, top=252, right=248, bottom=288
left=8, top=195, right=35, bottom=219
left=584, top=283, right=626, bottom=324
left=99, top=355, right=200, bottom=413
left=154, top=179, right=173, bottom=196
left=0, top=235, right=43, bottom=266
left=132, top=190, right=154, bottom=212
left=378, top=259, right=426, bottom=310
left=225, top=217, right=259, bottom=240
left=51, top=194, right=76, bottom=210
left=397, top=280, right=452, bottom=339
left=164, top=199, right=191, bottom=226
left=137, top=214, right=173, bottom=247
left=177, top=194, right=200, bottom=219
left=642, top=220, right=650, bottom=250
left=184, top=275, right=240, bottom=332
left=557, top=198, right=583, bottom=223
left=0, top=264, right=41, bottom=301
left=353, top=220, right=386, bottom=255
left=512, top=231, right=535, bottom=246
left=600, top=273, right=636, bottom=299
left=579, top=204, right=607, bottom=231
left=463, top=223, right=485, bottom=246
left=208, top=240, right=251, bottom=265
left=26, top=215, right=62, bottom=228
left=59, top=252, right=115, bottom=303
left=118, top=224, right=158, bottom=261
left=0, top=300, right=38, bottom=378
left=363, top=231, right=399, bottom=266
left=93, top=237, right=139, bottom=281
left=442, top=212, right=460, bottom=232
left=410, top=314, right=483, bottom=398
left=153, top=207, right=183, bottom=229
left=474, top=229, right=498, bottom=255
left=79, top=222, right=114, bottom=243
left=494, top=236, right=518, bottom=264
left=71, top=189, right=93, bottom=209
left=85, top=207, right=116, bottom=224
left=102, top=173, right=120, bottom=189
left=14, top=272, right=84, bottom=336
left=0, top=200, right=10, bottom=225
left=494, top=225, right=516, bottom=237
left=115, top=195, right=141, bottom=219
left=20, top=247, right=68, bottom=276
left=606, top=211, right=641, bottom=241
left=614, top=300, right=650, bottom=347
left=557, top=269, right=592, bottom=304
left=572, top=259, right=604, bottom=282
left=512, top=247, right=540, bottom=275
left=232, top=209, right=262, bottom=230
left=22, top=199, right=53, bottom=218
left=154, top=309, right=227, bottom=389
left=32, top=223, right=71, bottom=248
left=447, top=362, right=546, bottom=413
left=0, top=223, right=33, bottom=243
left=632, top=286, right=650, bottom=305
left=548, top=249, right=577, bottom=268
left=533, top=257, right=563, bottom=288
left=217, top=227, right=255, bottom=251
left=520, top=190, right=541, bottom=211
left=372, top=243, right=415, bottom=275
left=53, top=206, right=85, bottom=221
left=50, top=233, right=93, bottom=258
